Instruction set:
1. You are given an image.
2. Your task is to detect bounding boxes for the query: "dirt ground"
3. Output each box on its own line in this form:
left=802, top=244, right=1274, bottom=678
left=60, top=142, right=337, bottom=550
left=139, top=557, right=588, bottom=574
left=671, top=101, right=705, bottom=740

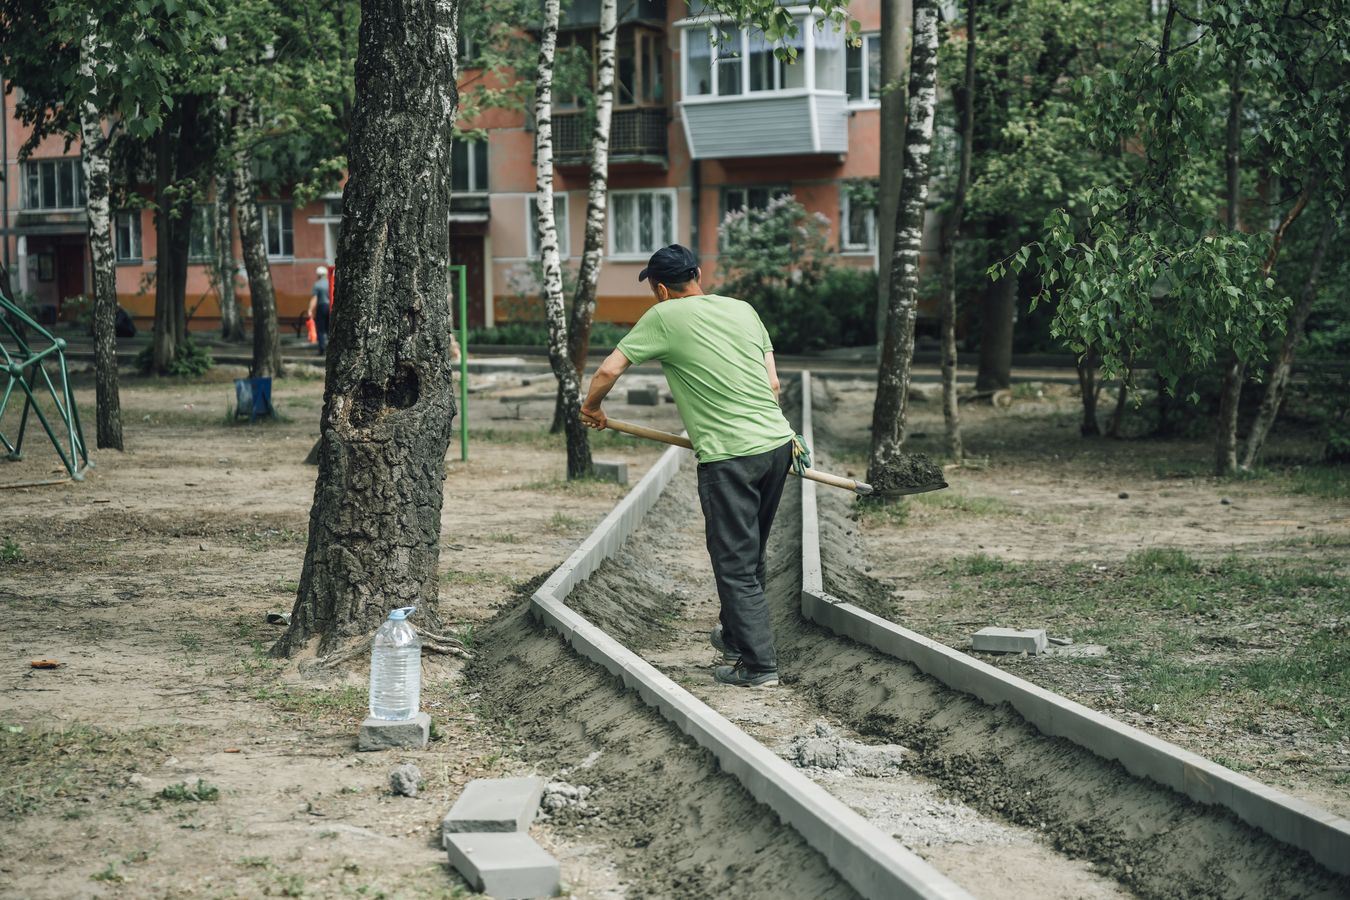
left=1, top=362, right=1346, bottom=897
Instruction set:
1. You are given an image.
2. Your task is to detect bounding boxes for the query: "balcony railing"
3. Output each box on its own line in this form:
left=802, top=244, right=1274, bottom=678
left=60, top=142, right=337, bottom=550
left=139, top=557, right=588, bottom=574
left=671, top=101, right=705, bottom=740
left=554, top=107, right=667, bottom=164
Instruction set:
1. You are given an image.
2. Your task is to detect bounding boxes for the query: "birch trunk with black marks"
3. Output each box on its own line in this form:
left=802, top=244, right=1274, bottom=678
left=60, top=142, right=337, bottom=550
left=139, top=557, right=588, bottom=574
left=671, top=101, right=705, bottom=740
left=215, top=176, right=244, bottom=342
left=876, top=0, right=909, bottom=347
left=232, top=150, right=282, bottom=378
left=535, top=0, right=592, bottom=479
left=553, top=0, right=617, bottom=434
left=1213, top=51, right=1245, bottom=475
left=152, top=123, right=179, bottom=373
left=275, top=0, right=461, bottom=657
left=867, top=0, right=938, bottom=498
left=79, top=29, right=123, bottom=451
left=937, top=0, right=974, bottom=461
left=1241, top=204, right=1340, bottom=469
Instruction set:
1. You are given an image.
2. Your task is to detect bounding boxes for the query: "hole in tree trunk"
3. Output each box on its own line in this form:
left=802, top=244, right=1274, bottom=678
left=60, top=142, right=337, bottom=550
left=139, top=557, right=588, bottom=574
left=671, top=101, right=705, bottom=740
left=348, top=366, right=421, bottom=429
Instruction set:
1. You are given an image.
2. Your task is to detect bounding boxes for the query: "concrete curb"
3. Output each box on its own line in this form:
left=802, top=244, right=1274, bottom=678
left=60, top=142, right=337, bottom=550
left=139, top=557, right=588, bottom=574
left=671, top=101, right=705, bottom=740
left=528, top=416, right=972, bottom=900
left=796, top=371, right=1350, bottom=877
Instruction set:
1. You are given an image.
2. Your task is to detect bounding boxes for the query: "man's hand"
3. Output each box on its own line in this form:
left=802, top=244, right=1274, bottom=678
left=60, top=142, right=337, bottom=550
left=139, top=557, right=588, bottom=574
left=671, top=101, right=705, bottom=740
left=580, top=403, right=607, bottom=431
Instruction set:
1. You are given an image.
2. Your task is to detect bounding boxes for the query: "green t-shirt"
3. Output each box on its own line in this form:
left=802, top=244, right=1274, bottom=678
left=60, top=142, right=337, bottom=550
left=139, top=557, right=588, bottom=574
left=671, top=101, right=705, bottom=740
left=616, top=294, right=794, bottom=462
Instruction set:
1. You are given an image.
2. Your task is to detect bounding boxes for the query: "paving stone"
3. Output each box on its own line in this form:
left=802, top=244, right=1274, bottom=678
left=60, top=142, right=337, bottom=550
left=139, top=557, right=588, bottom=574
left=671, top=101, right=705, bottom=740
left=446, top=832, right=560, bottom=899
left=626, top=386, right=660, bottom=405
left=971, top=627, right=1047, bottom=655
left=357, top=712, right=430, bottom=751
left=592, top=460, right=628, bottom=485
left=442, top=776, right=545, bottom=840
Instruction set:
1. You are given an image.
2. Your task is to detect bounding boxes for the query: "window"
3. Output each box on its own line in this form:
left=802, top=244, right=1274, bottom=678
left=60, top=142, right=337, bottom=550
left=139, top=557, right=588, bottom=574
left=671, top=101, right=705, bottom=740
left=721, top=184, right=790, bottom=216
left=528, top=194, right=569, bottom=258
left=686, top=27, right=713, bottom=95
left=813, top=22, right=845, bottom=92
left=188, top=205, right=215, bottom=262
left=114, top=211, right=142, bottom=262
left=452, top=139, right=489, bottom=193
left=261, top=203, right=294, bottom=258
left=841, top=183, right=877, bottom=253
left=610, top=190, right=675, bottom=257
left=23, top=159, right=86, bottom=210
left=457, top=28, right=477, bottom=66
left=846, top=34, right=881, bottom=103
left=715, top=29, right=743, bottom=96
left=684, top=18, right=846, bottom=98
left=322, top=198, right=343, bottom=263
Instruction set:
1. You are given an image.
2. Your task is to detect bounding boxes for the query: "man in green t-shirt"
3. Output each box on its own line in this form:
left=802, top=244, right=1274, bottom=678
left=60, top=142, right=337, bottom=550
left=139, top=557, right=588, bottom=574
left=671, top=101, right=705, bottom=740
left=580, top=244, right=793, bottom=688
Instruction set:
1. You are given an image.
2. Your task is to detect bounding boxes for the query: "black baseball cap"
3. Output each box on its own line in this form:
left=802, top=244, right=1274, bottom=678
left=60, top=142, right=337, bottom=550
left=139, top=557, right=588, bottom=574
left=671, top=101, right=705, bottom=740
left=638, top=244, right=699, bottom=284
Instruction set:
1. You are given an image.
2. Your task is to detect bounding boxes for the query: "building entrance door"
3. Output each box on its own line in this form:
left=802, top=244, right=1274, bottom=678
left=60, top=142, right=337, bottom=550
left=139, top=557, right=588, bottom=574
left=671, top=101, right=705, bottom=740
left=56, top=241, right=87, bottom=311
left=448, top=233, right=486, bottom=328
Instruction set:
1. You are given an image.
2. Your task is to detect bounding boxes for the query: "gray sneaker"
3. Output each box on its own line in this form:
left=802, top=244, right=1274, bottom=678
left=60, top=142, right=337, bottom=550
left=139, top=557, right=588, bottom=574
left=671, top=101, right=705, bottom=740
left=709, top=624, right=739, bottom=663
left=715, top=661, right=779, bottom=688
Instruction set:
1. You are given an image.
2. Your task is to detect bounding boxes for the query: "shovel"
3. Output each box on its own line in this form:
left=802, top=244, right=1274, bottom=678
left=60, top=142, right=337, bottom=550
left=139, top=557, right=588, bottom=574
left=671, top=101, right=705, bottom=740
left=604, top=419, right=886, bottom=495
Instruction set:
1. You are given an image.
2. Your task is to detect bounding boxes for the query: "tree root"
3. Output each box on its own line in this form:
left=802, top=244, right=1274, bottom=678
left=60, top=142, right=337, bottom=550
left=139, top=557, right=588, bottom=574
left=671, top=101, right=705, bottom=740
left=303, top=627, right=472, bottom=673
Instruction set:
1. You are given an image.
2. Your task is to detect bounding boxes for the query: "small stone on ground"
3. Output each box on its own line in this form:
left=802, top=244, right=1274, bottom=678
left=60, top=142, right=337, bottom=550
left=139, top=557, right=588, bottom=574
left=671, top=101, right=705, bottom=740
left=389, top=763, right=421, bottom=797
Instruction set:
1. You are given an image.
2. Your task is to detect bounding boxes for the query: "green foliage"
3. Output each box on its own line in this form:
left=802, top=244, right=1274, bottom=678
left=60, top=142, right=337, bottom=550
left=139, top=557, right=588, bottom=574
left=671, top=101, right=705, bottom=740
left=468, top=321, right=629, bottom=347
left=135, top=335, right=213, bottom=377
left=159, top=779, right=220, bottom=802
left=0, top=538, right=21, bottom=564
left=717, top=195, right=876, bottom=352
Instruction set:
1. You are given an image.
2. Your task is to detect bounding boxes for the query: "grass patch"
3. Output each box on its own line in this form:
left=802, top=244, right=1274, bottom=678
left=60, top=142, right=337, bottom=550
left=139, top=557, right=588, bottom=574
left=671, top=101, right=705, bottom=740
left=0, top=722, right=170, bottom=820
left=912, top=490, right=1014, bottom=516
left=439, top=568, right=514, bottom=587
left=854, top=498, right=910, bottom=526
left=0, top=537, right=21, bottom=564
left=160, top=779, right=220, bottom=802
left=547, top=512, right=584, bottom=530
left=520, top=476, right=626, bottom=498
left=252, top=684, right=367, bottom=721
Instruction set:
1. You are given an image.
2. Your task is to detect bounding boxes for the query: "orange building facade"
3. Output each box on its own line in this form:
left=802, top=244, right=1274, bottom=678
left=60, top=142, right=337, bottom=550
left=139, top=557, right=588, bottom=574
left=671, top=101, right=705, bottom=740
left=2, top=0, right=901, bottom=333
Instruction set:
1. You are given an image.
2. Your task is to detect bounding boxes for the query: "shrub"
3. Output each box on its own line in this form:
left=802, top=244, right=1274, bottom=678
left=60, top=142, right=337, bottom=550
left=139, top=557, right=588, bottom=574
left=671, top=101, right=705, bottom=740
left=135, top=335, right=213, bottom=378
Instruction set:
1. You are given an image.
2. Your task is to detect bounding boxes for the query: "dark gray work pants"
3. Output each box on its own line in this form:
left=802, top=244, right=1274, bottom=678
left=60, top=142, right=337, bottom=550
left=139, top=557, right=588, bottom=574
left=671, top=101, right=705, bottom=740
left=696, top=439, right=794, bottom=673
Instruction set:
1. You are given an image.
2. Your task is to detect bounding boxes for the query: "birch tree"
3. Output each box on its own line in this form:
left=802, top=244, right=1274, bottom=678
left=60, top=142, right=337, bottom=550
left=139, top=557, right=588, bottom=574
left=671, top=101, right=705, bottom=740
left=554, top=0, right=618, bottom=434
left=275, top=0, right=465, bottom=656
left=866, top=0, right=940, bottom=498
left=534, top=0, right=592, bottom=479
left=937, top=0, right=974, bottom=461
left=214, top=177, right=245, bottom=343
left=231, top=139, right=283, bottom=379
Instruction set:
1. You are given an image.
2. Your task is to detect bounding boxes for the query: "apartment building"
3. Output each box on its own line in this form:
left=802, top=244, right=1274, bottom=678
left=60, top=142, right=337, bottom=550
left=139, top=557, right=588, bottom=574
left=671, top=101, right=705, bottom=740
left=3, top=0, right=909, bottom=334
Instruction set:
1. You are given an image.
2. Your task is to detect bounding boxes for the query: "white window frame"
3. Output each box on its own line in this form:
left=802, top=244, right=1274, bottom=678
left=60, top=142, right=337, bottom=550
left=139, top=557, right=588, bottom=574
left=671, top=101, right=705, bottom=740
left=23, top=158, right=87, bottom=211
left=679, top=11, right=845, bottom=102
left=846, top=33, right=881, bottom=106
left=260, top=203, right=295, bottom=259
left=527, top=193, right=570, bottom=259
left=452, top=139, right=489, bottom=194
left=308, top=195, right=343, bottom=264
left=840, top=187, right=877, bottom=255
left=114, top=210, right=143, bottom=262
left=607, top=188, right=678, bottom=259
left=187, top=205, right=215, bottom=263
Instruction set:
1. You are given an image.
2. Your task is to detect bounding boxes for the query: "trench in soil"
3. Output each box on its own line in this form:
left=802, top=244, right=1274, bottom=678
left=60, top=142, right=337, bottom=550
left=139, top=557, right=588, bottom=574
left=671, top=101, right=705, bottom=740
left=469, top=407, right=1350, bottom=900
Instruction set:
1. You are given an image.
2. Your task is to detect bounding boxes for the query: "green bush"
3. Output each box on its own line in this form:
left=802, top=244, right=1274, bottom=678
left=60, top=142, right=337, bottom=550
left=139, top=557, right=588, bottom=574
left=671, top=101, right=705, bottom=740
left=467, top=321, right=629, bottom=347
left=135, top=335, right=213, bottom=378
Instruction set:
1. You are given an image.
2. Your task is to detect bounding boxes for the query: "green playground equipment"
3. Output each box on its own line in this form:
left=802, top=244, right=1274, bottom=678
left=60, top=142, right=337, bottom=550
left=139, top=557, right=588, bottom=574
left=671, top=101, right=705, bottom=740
left=0, top=291, right=91, bottom=481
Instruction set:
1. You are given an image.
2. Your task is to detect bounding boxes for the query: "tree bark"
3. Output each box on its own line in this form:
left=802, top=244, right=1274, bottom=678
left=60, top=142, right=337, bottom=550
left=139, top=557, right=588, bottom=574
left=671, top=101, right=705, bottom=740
left=867, top=0, right=938, bottom=498
left=974, top=261, right=1014, bottom=390
left=1077, top=353, right=1100, bottom=436
left=232, top=151, right=282, bottom=378
left=215, top=175, right=245, bottom=342
left=78, top=29, right=123, bottom=451
left=275, top=0, right=461, bottom=657
left=937, top=0, right=974, bottom=461
left=1106, top=371, right=1130, bottom=438
left=1241, top=204, right=1340, bottom=469
left=535, top=0, right=592, bottom=479
left=553, top=0, right=617, bottom=434
left=1213, top=50, right=1245, bottom=475
left=152, top=121, right=179, bottom=373
left=876, top=0, right=910, bottom=348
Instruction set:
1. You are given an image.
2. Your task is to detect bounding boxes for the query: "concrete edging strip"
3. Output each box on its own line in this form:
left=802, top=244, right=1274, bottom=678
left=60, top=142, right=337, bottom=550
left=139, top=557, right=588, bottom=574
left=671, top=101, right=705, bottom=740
left=796, top=370, right=1350, bottom=877
left=528, top=412, right=973, bottom=900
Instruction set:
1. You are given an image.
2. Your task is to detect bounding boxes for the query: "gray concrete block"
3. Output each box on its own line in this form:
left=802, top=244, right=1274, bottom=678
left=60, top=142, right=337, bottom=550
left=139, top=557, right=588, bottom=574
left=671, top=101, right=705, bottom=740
left=446, top=832, right=560, bottom=899
left=357, top=712, right=430, bottom=751
left=442, top=776, right=545, bottom=839
left=971, top=627, right=1047, bottom=655
left=592, top=460, right=628, bottom=485
left=626, top=386, right=660, bottom=405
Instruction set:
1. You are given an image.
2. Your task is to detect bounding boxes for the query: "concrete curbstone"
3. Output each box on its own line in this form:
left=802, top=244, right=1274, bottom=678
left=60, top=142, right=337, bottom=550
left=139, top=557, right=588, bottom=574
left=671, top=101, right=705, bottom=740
left=626, top=386, right=660, bottom=405
left=441, top=777, right=545, bottom=841
left=357, top=713, right=430, bottom=752
left=445, top=832, right=560, bottom=899
left=971, top=627, right=1047, bottom=655
left=591, top=460, right=629, bottom=485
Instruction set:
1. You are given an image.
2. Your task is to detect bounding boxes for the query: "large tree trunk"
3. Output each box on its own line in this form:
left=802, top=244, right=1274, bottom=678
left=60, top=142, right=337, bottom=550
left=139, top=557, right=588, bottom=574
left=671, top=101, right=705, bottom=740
left=535, top=0, right=592, bottom=479
left=937, top=0, right=974, bottom=461
left=1241, top=204, right=1340, bottom=469
left=275, top=0, right=461, bottom=657
left=974, top=247, right=1014, bottom=390
left=78, top=31, right=123, bottom=451
left=151, top=121, right=179, bottom=373
left=1077, top=352, right=1100, bottom=436
left=232, top=153, right=282, bottom=378
left=867, top=0, right=938, bottom=498
left=1214, top=51, right=1245, bottom=475
left=553, top=0, right=617, bottom=434
left=875, top=0, right=910, bottom=349
left=215, top=176, right=245, bottom=342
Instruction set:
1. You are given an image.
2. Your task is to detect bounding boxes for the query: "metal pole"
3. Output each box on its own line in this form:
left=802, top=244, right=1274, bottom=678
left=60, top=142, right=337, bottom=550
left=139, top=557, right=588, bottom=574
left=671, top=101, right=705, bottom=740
left=451, top=264, right=468, bottom=462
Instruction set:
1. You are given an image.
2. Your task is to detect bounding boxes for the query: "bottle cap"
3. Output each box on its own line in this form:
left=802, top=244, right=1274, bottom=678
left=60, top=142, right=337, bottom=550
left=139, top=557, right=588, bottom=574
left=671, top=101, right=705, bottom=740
left=387, top=606, right=416, bottom=620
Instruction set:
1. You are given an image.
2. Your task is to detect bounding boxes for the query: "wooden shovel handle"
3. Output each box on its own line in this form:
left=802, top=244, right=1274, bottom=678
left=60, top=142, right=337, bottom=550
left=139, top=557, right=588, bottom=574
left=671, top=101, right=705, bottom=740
left=604, top=419, right=874, bottom=496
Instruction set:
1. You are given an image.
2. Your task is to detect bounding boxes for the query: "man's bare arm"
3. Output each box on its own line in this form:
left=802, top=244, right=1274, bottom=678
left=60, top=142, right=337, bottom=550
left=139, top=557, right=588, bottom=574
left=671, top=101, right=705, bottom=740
left=765, top=351, right=781, bottom=402
left=580, top=349, right=632, bottom=430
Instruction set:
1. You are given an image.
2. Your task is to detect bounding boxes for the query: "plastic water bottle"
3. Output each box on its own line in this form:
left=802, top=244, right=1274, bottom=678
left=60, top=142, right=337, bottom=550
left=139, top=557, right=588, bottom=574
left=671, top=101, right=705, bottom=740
left=368, top=607, right=421, bottom=720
